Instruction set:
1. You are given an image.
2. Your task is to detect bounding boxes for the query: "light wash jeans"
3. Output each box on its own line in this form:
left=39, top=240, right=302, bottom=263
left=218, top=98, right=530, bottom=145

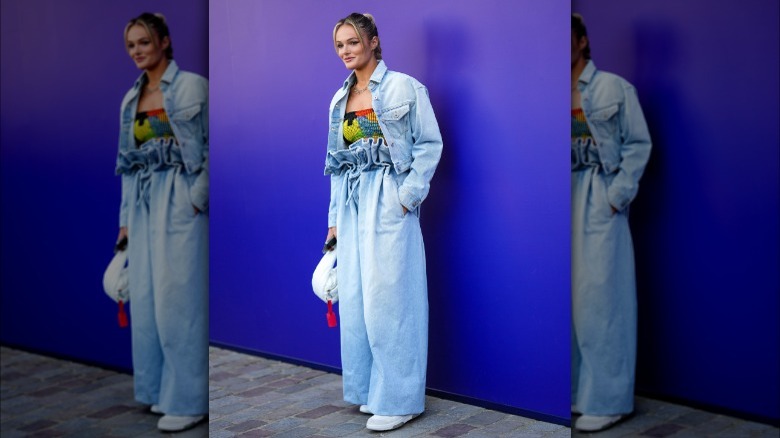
left=571, top=162, right=637, bottom=416
left=330, top=139, right=428, bottom=416
left=120, top=138, right=209, bottom=416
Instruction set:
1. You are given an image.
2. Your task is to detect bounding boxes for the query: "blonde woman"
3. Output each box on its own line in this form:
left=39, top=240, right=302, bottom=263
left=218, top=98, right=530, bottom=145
left=116, top=12, right=208, bottom=432
left=324, top=12, right=443, bottom=432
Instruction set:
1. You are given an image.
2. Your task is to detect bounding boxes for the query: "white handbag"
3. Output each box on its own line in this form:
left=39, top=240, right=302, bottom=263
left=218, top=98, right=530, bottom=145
left=103, top=249, right=130, bottom=327
left=312, top=246, right=338, bottom=327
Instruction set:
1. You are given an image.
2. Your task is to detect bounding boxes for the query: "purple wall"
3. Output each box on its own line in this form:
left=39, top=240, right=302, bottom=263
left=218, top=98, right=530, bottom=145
left=573, top=0, right=779, bottom=422
left=0, top=0, right=208, bottom=371
left=209, top=0, right=570, bottom=421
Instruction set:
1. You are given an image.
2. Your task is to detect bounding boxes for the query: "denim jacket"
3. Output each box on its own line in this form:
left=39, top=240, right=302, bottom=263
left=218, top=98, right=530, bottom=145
left=117, top=60, right=209, bottom=226
left=577, top=60, right=651, bottom=211
left=325, top=60, right=443, bottom=227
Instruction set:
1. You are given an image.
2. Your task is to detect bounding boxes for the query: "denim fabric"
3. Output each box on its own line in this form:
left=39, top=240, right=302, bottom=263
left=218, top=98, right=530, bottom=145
left=571, top=60, right=651, bottom=416
left=575, top=60, right=651, bottom=212
left=118, top=60, right=209, bottom=226
left=121, top=138, right=209, bottom=416
left=325, top=60, right=443, bottom=227
left=328, top=138, right=428, bottom=415
left=116, top=62, right=209, bottom=416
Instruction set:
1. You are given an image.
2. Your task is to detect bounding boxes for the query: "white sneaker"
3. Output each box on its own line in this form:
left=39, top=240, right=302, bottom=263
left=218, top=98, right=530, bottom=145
left=157, top=414, right=205, bottom=432
left=150, top=404, right=163, bottom=415
left=366, top=414, right=418, bottom=431
left=359, top=405, right=372, bottom=414
left=575, top=414, right=624, bottom=432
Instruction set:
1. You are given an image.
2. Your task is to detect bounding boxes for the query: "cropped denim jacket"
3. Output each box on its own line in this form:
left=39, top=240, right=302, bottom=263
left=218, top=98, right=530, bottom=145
left=577, top=60, right=651, bottom=211
left=117, top=60, right=209, bottom=226
left=325, top=60, right=443, bottom=227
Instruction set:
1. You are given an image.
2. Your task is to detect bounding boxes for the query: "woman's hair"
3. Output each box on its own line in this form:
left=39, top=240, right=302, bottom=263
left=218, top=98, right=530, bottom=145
left=124, top=12, right=174, bottom=60
left=571, top=13, right=591, bottom=60
left=333, top=13, right=382, bottom=60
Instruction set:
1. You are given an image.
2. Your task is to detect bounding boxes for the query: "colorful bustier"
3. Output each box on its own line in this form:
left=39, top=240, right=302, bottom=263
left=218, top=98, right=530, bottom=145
left=134, top=108, right=175, bottom=147
left=571, top=108, right=594, bottom=147
left=343, top=108, right=385, bottom=146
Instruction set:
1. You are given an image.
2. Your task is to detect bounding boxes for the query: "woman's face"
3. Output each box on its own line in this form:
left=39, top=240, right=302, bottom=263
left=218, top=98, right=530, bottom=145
left=571, top=30, right=587, bottom=67
left=126, top=24, right=167, bottom=71
left=334, top=24, right=375, bottom=71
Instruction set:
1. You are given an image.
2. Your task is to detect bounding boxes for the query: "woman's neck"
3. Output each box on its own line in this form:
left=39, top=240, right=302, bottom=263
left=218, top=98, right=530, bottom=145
left=353, top=58, right=378, bottom=88
left=571, top=57, right=587, bottom=89
left=145, top=58, right=170, bottom=89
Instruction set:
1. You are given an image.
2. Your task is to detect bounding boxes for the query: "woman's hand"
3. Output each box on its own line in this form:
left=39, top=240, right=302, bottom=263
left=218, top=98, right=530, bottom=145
left=402, top=205, right=409, bottom=215
left=117, top=227, right=128, bottom=242
left=324, top=227, right=337, bottom=252
left=193, top=205, right=200, bottom=215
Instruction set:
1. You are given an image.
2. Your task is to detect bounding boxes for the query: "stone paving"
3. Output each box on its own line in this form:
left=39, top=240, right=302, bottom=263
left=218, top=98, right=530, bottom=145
left=1, top=346, right=206, bottom=437
left=571, top=398, right=779, bottom=437
left=3, top=345, right=779, bottom=437
left=208, top=347, right=569, bottom=437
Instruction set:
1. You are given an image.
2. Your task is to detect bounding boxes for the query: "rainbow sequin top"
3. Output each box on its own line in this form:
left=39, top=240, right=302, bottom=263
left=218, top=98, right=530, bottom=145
left=134, top=108, right=175, bottom=147
left=571, top=108, right=594, bottom=147
left=343, top=108, right=384, bottom=146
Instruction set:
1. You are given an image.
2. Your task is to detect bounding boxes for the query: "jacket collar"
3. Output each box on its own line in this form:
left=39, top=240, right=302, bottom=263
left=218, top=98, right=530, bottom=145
left=578, top=59, right=597, bottom=85
left=132, top=59, right=180, bottom=90
left=341, top=59, right=388, bottom=90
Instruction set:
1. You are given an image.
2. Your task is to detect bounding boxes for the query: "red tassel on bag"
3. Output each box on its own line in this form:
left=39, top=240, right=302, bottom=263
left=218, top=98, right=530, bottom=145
left=118, top=300, right=129, bottom=328
left=326, top=300, right=337, bottom=328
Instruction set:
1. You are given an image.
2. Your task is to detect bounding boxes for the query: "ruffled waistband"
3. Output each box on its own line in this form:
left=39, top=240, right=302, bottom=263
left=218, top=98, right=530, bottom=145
left=116, top=137, right=183, bottom=175
left=324, top=138, right=392, bottom=176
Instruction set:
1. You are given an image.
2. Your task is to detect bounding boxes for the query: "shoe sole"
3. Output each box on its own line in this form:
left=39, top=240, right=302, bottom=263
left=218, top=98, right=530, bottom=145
left=574, top=412, right=634, bottom=433
left=366, top=413, right=420, bottom=431
left=158, top=415, right=207, bottom=432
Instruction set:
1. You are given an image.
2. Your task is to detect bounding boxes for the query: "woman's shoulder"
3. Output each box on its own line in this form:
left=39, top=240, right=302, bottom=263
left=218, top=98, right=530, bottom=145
left=383, top=68, right=425, bottom=90
left=173, top=69, right=209, bottom=89
left=591, top=68, right=634, bottom=93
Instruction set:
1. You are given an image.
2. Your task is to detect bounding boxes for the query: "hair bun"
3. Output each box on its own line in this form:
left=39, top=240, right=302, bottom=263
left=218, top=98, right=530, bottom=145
left=362, top=13, right=375, bottom=23
left=153, top=13, right=167, bottom=24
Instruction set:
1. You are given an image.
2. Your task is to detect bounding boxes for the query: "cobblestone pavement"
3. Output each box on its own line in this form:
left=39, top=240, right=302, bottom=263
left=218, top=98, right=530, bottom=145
left=208, top=347, right=569, bottom=437
left=3, top=345, right=778, bottom=437
left=1, top=346, right=206, bottom=437
left=572, top=398, right=779, bottom=437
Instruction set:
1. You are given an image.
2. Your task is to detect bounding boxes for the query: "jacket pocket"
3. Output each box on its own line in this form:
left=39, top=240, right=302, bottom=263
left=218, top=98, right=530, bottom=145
left=588, top=103, right=619, bottom=142
left=379, top=103, right=411, bottom=140
left=170, top=104, right=204, bottom=143
left=170, top=104, right=206, bottom=172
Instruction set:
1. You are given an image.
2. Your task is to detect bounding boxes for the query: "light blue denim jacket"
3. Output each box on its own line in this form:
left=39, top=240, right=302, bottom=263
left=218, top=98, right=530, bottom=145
left=577, top=60, right=651, bottom=211
left=117, top=60, right=209, bottom=226
left=325, top=60, right=443, bottom=227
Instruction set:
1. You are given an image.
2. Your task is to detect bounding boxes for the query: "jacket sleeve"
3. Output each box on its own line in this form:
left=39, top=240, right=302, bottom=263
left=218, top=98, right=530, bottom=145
left=397, top=84, right=443, bottom=211
left=119, top=174, right=131, bottom=227
left=118, top=97, right=130, bottom=228
left=607, top=83, right=652, bottom=211
left=328, top=173, right=342, bottom=227
left=189, top=95, right=209, bottom=212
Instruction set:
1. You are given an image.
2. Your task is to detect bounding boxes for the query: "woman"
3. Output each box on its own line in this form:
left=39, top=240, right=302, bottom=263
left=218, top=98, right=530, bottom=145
left=570, top=13, right=651, bottom=433
left=324, top=12, right=443, bottom=432
left=116, top=12, right=208, bottom=433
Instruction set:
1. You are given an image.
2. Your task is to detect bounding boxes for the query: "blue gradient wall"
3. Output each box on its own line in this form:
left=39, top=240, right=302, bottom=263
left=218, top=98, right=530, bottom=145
left=573, top=0, right=779, bottom=422
left=209, top=0, right=570, bottom=421
left=0, top=0, right=208, bottom=371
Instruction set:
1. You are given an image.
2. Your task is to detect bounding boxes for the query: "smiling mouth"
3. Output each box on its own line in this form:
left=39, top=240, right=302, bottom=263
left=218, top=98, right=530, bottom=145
left=343, top=57, right=354, bottom=62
